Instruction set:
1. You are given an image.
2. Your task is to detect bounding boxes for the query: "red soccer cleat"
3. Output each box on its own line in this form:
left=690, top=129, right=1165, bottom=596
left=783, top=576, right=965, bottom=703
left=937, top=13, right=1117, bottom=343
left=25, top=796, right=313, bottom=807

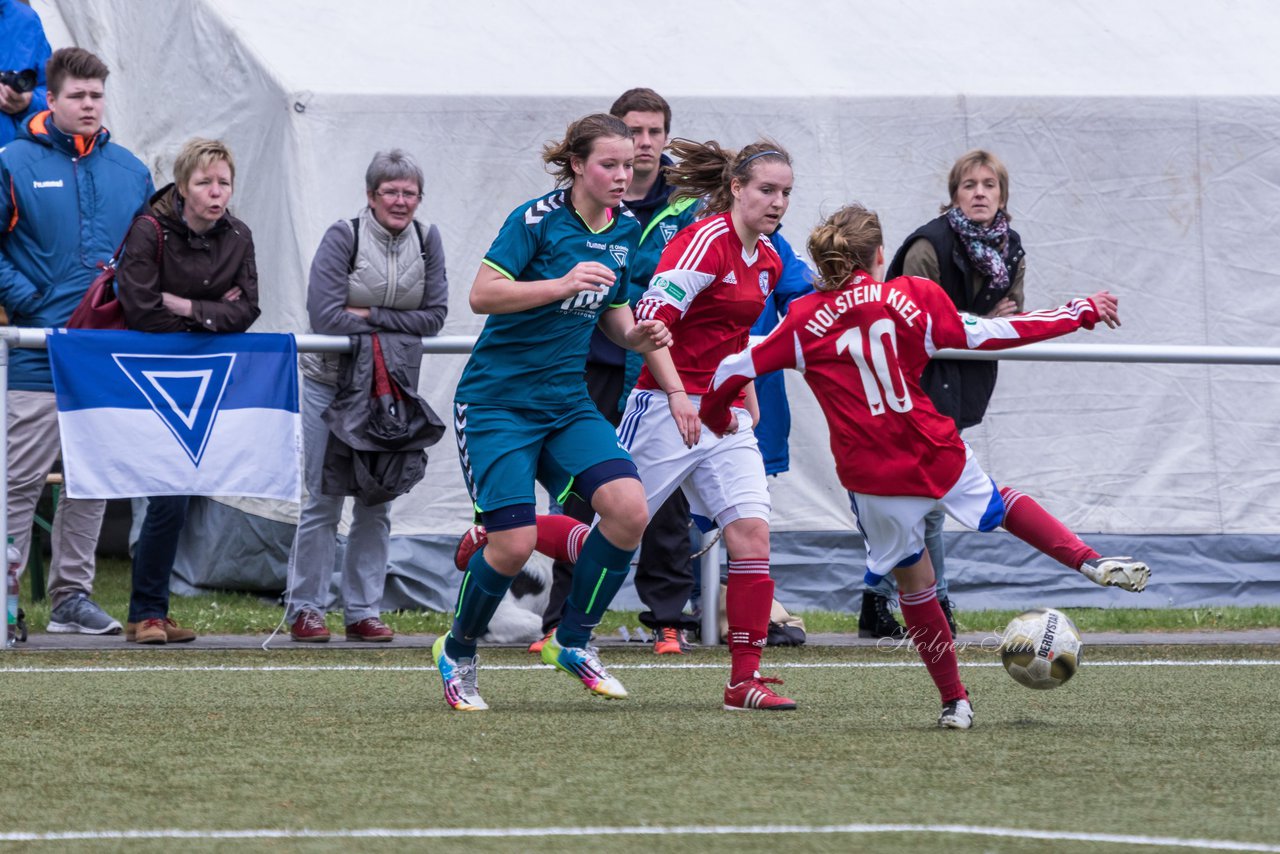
left=453, top=524, right=487, bottom=572
left=723, top=672, right=797, bottom=711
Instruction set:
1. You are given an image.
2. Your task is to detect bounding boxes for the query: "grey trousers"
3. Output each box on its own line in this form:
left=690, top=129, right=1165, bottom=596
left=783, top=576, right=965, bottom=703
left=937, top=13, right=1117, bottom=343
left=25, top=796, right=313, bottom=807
left=283, top=377, right=391, bottom=624
left=5, top=390, right=105, bottom=606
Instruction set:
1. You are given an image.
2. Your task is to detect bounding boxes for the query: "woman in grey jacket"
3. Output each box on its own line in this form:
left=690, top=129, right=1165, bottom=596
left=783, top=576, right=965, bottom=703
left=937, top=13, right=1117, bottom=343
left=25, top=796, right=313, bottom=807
left=285, top=149, right=448, bottom=642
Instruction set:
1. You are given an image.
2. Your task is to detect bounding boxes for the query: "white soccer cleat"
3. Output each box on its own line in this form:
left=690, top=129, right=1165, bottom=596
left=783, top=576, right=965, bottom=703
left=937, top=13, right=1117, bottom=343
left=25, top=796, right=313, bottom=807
left=938, top=698, right=974, bottom=730
left=1079, top=557, right=1150, bottom=593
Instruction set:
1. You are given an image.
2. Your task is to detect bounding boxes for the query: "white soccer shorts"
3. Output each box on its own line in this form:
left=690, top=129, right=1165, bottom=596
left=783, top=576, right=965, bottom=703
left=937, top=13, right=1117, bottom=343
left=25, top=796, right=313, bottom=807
left=851, top=444, right=1003, bottom=578
left=617, top=389, right=771, bottom=529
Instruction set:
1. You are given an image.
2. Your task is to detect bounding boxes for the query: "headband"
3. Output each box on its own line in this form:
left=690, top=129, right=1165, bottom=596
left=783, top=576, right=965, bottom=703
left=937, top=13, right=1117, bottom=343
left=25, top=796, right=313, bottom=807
left=737, top=149, right=784, bottom=170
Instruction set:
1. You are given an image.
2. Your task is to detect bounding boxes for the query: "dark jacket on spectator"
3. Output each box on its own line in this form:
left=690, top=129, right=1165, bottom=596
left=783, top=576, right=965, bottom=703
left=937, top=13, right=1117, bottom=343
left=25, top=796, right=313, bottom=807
left=887, top=214, right=1025, bottom=430
left=321, top=331, right=445, bottom=506
left=117, top=183, right=260, bottom=333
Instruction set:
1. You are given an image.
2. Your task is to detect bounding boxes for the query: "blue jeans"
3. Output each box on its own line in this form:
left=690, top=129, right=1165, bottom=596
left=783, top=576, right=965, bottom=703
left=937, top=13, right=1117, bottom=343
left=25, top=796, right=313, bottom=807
left=128, top=495, right=190, bottom=622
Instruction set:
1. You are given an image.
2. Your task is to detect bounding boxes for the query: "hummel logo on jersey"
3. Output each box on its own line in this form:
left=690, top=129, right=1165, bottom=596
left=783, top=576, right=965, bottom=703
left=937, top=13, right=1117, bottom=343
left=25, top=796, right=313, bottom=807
left=33, top=179, right=64, bottom=189
left=113, top=353, right=236, bottom=466
left=523, top=191, right=565, bottom=225
left=721, top=270, right=738, bottom=285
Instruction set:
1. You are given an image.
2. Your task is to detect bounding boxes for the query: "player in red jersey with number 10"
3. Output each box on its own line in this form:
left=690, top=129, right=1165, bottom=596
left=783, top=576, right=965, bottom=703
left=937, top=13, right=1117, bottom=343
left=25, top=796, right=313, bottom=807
left=700, top=203, right=1151, bottom=729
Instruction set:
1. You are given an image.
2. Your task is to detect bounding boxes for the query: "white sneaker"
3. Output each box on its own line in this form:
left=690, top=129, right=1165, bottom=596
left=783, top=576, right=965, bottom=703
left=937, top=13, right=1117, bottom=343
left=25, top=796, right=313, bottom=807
left=1080, top=557, right=1150, bottom=592
left=938, top=698, right=974, bottom=730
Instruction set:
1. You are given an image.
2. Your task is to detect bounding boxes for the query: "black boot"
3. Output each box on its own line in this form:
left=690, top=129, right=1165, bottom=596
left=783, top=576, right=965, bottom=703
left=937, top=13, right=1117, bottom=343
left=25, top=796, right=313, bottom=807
left=858, top=591, right=906, bottom=639
left=938, top=596, right=958, bottom=640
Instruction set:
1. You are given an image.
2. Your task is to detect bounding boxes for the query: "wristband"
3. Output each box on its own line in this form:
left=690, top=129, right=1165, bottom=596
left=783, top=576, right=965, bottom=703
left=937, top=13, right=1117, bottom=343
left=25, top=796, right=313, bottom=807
left=666, top=389, right=687, bottom=397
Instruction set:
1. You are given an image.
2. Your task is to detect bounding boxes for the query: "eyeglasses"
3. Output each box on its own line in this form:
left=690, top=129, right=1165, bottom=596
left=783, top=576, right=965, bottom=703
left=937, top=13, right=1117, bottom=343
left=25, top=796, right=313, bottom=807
left=375, top=189, right=422, bottom=201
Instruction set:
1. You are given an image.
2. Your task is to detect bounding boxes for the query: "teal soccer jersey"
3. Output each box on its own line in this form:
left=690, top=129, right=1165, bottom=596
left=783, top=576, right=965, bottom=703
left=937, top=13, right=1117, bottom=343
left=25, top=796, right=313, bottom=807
left=456, top=189, right=641, bottom=409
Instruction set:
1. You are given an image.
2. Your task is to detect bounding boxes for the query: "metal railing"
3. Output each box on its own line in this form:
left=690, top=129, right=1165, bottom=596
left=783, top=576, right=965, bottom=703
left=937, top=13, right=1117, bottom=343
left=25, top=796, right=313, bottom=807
left=5, top=326, right=1280, bottom=649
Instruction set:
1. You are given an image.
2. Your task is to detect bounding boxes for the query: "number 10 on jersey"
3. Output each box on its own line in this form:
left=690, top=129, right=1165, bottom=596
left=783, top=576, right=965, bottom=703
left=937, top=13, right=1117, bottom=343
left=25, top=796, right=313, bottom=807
left=836, top=319, right=913, bottom=416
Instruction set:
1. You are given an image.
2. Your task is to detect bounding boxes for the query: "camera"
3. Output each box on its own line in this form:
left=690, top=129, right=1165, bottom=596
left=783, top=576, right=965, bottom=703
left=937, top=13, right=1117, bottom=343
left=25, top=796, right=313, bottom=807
left=0, top=70, right=37, bottom=94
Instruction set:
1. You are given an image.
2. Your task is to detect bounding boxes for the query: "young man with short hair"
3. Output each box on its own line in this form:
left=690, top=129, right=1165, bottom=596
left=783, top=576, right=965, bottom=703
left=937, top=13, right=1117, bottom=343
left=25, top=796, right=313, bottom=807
left=0, top=47, right=154, bottom=633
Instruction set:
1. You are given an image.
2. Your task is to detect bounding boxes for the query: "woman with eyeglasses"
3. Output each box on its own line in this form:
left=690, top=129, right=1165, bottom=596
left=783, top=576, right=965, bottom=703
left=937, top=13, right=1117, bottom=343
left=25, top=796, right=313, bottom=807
left=284, top=149, right=449, bottom=643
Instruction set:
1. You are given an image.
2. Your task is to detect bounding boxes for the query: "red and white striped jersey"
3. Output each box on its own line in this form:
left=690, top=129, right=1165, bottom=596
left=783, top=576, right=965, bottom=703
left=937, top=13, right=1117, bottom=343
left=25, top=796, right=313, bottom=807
left=634, top=212, right=783, bottom=396
left=700, top=272, right=1102, bottom=498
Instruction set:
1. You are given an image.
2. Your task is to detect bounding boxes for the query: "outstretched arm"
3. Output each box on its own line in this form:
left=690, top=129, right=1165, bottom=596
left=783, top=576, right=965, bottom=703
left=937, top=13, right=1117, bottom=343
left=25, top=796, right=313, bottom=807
left=700, top=323, right=800, bottom=437
left=929, top=289, right=1117, bottom=354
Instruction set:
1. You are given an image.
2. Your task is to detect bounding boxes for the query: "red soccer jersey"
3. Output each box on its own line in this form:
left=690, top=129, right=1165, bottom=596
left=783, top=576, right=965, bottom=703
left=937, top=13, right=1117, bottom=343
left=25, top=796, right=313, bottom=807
left=634, top=213, right=783, bottom=396
left=700, top=272, right=1101, bottom=498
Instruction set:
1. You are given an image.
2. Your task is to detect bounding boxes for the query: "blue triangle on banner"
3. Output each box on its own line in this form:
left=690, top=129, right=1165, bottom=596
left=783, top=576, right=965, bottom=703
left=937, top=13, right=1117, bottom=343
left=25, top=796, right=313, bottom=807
left=112, top=353, right=237, bottom=467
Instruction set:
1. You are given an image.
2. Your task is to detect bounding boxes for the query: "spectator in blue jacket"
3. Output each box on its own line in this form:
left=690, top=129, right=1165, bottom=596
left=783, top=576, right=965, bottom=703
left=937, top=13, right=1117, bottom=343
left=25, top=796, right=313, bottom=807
left=0, top=0, right=51, bottom=148
left=0, top=47, right=153, bottom=634
left=750, top=225, right=815, bottom=477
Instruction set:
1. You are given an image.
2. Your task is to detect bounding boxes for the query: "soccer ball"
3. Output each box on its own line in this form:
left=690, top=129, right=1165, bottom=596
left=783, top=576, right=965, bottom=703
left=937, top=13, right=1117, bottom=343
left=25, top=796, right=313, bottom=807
left=999, top=608, right=1082, bottom=690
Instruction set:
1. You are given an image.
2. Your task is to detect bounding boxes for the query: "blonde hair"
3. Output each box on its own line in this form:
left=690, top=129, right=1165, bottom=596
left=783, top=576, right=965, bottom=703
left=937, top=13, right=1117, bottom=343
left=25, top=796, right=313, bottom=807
left=943, top=149, right=1010, bottom=216
left=173, top=138, right=235, bottom=191
left=808, top=204, right=884, bottom=292
left=542, top=114, right=632, bottom=186
left=665, top=138, right=791, bottom=215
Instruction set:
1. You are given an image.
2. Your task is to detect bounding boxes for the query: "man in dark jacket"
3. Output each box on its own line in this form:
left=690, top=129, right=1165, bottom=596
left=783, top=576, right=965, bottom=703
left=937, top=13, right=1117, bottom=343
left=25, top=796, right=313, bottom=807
left=0, top=48, right=153, bottom=634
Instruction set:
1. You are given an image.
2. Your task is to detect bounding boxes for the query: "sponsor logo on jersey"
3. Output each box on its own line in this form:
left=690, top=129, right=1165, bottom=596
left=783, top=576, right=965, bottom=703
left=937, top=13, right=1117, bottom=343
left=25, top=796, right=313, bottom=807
left=721, top=270, right=738, bottom=285
left=33, top=179, right=64, bottom=189
left=560, top=290, right=608, bottom=315
left=609, top=244, right=629, bottom=267
left=659, top=222, right=677, bottom=242
left=758, top=271, right=770, bottom=294
left=655, top=276, right=685, bottom=301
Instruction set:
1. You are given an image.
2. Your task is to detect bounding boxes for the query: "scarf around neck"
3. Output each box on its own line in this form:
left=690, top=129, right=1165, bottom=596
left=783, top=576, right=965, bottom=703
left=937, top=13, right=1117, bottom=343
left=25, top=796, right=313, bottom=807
left=946, top=206, right=1010, bottom=292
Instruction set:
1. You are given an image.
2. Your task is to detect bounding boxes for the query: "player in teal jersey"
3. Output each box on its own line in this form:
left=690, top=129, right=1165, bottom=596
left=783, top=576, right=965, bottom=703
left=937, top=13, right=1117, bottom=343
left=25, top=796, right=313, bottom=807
left=436, top=113, right=671, bottom=711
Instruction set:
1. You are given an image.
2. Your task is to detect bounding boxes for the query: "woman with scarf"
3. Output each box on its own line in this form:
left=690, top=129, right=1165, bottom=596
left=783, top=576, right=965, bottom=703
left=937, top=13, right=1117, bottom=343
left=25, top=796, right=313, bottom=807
left=857, top=149, right=1025, bottom=642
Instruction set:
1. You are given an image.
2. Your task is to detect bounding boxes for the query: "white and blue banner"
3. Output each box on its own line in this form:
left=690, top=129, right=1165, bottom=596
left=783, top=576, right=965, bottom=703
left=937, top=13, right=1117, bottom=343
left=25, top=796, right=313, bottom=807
left=48, top=330, right=301, bottom=501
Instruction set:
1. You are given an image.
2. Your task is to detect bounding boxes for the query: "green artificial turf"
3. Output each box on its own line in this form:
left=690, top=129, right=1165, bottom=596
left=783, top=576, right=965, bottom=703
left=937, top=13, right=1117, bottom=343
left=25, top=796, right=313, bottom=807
left=2, top=644, right=1278, bottom=852
left=15, top=558, right=1280, bottom=638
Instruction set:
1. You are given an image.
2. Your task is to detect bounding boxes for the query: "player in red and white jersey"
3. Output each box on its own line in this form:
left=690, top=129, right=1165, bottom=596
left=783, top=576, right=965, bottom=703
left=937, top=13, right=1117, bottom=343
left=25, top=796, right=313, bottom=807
left=632, top=210, right=783, bottom=398
left=701, top=204, right=1152, bottom=729
left=619, top=138, right=796, bottom=712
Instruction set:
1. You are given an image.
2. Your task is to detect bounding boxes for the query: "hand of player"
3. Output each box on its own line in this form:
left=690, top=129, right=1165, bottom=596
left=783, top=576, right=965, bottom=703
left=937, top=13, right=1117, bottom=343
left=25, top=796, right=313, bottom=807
left=559, top=262, right=615, bottom=298
left=1088, top=290, right=1120, bottom=328
left=626, top=319, right=671, bottom=352
left=668, top=390, right=702, bottom=448
left=986, top=298, right=1018, bottom=318
left=344, top=304, right=371, bottom=319
left=222, top=286, right=243, bottom=303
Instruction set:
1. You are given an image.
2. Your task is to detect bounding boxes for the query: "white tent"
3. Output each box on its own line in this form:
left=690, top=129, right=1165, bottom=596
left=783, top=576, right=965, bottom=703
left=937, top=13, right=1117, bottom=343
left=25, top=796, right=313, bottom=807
left=47, top=0, right=1280, bottom=609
